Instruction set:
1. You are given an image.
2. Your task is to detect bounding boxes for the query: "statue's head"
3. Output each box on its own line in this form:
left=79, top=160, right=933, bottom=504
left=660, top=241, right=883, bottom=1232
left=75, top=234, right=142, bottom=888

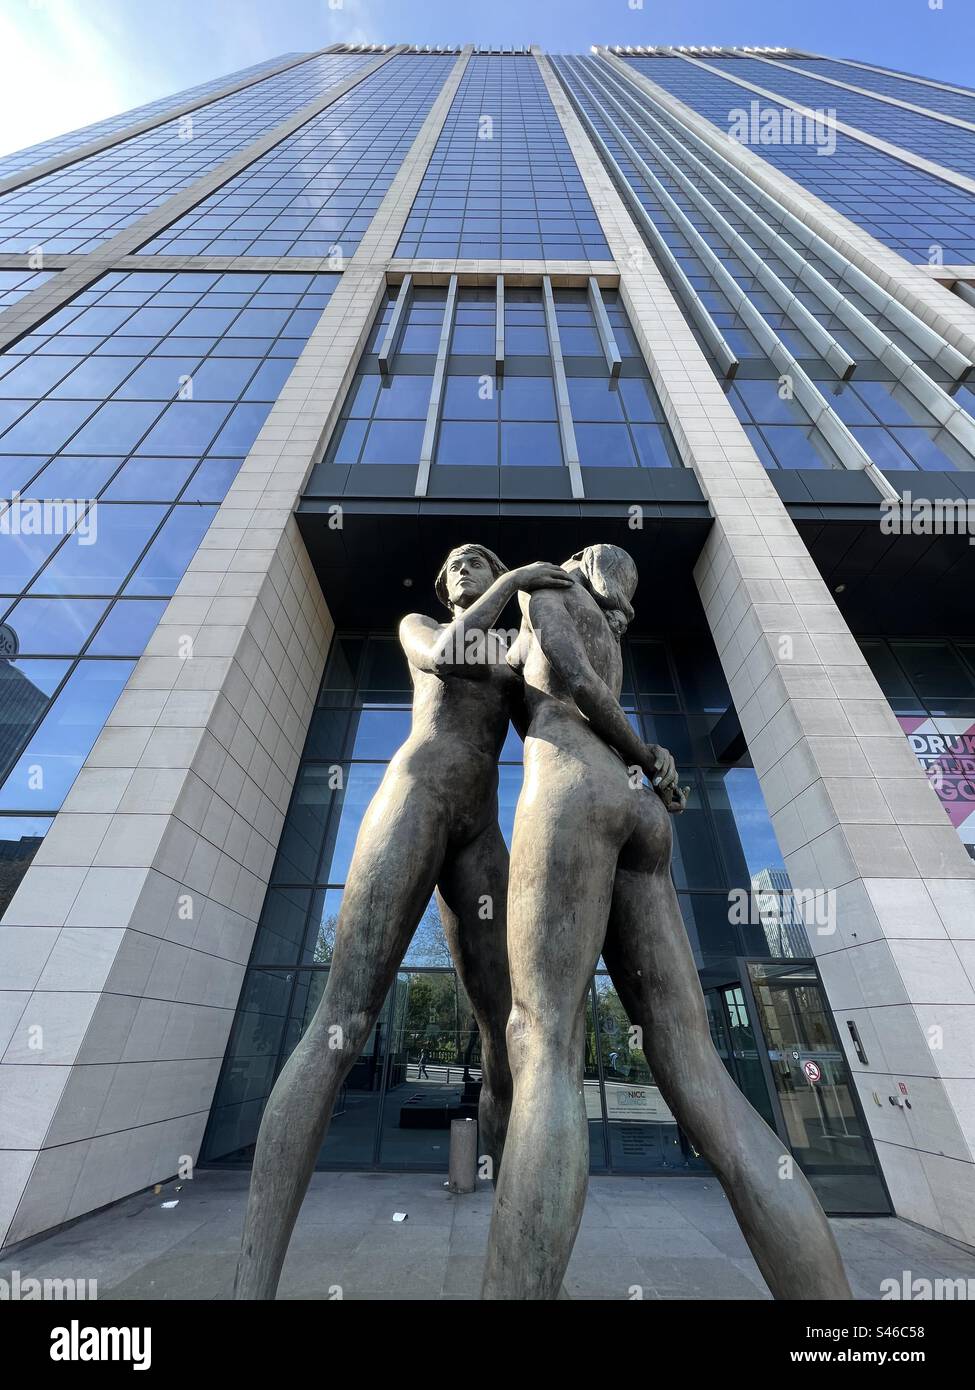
left=435, top=543, right=507, bottom=614
left=562, top=544, right=637, bottom=637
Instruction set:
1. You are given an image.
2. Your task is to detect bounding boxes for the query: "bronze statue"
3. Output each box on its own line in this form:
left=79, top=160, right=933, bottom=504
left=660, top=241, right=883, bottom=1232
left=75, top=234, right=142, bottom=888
left=480, top=544, right=852, bottom=1299
left=234, top=545, right=571, bottom=1299
left=237, top=540, right=851, bottom=1302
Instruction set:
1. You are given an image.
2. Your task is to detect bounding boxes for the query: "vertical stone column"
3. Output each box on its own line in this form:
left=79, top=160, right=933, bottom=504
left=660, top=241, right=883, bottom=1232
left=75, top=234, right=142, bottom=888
left=539, top=52, right=975, bottom=1246
left=0, top=47, right=472, bottom=1250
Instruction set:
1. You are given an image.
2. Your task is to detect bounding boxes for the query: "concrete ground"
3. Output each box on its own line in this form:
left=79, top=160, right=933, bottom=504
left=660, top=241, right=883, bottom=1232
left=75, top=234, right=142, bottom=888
left=3, top=1170, right=975, bottom=1301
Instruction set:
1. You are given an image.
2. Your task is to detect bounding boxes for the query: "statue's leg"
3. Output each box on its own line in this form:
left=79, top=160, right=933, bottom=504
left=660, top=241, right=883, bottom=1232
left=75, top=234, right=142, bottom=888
left=436, top=818, right=513, bottom=1180
left=234, top=780, right=447, bottom=1299
left=602, top=797, right=852, bottom=1300
left=481, top=773, right=617, bottom=1300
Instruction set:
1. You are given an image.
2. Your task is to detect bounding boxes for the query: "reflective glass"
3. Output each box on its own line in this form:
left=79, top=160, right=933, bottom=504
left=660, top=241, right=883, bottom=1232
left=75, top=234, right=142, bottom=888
left=0, top=660, right=134, bottom=810
left=0, top=813, right=52, bottom=916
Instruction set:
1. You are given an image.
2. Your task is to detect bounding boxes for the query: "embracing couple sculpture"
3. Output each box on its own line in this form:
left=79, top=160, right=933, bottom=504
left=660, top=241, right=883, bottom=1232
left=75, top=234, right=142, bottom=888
left=235, top=542, right=851, bottom=1301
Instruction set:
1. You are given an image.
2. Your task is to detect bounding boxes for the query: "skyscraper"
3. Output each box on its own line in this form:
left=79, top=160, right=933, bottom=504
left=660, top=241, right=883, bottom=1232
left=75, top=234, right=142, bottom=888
left=1, top=41, right=974, bottom=1255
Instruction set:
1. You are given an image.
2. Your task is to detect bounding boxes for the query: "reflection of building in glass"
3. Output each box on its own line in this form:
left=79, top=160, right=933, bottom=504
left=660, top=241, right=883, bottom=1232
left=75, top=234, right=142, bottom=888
left=0, top=658, right=50, bottom=779
left=753, top=869, right=812, bottom=960
left=0, top=830, right=44, bottom=917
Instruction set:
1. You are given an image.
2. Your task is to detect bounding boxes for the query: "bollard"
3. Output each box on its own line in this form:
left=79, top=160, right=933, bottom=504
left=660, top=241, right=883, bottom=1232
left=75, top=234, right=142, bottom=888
left=448, top=1117, right=477, bottom=1194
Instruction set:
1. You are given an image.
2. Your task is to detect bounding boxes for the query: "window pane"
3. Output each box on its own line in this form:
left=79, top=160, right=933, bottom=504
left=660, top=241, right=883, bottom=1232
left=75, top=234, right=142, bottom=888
left=442, top=376, right=498, bottom=420
left=134, top=402, right=231, bottom=455
left=31, top=505, right=166, bottom=594
left=576, top=423, right=637, bottom=468
left=373, top=376, right=432, bottom=420
left=567, top=379, right=625, bottom=421
left=124, top=506, right=217, bottom=596
left=2, top=597, right=107, bottom=654
left=437, top=420, right=497, bottom=466
left=0, top=660, right=134, bottom=811
left=63, top=401, right=162, bottom=454
left=500, top=421, right=562, bottom=466
left=632, top=424, right=678, bottom=468
left=0, top=659, right=70, bottom=781
left=87, top=599, right=168, bottom=655
left=360, top=420, right=424, bottom=465
left=499, top=377, right=555, bottom=420
left=0, top=400, right=94, bottom=452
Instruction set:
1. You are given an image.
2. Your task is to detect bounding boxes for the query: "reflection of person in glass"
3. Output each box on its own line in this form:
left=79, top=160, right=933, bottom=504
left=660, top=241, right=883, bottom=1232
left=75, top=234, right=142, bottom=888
left=235, top=544, right=571, bottom=1299
left=482, top=544, right=851, bottom=1300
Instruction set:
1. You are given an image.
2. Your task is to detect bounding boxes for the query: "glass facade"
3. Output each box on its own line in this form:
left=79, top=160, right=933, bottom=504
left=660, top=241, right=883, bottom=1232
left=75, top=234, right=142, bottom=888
left=553, top=55, right=975, bottom=475
left=705, top=55, right=975, bottom=181
left=0, top=268, right=338, bottom=911
left=787, top=57, right=975, bottom=125
left=624, top=55, right=975, bottom=264
left=307, top=282, right=680, bottom=486
left=143, top=56, right=455, bottom=259
left=0, top=269, right=56, bottom=311
left=0, top=53, right=378, bottom=253
left=396, top=55, right=609, bottom=260
left=0, top=55, right=298, bottom=179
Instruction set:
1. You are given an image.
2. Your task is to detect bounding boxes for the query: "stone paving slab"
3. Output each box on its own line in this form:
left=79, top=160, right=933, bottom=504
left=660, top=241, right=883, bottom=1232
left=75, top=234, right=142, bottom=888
left=2, top=1169, right=975, bottom=1301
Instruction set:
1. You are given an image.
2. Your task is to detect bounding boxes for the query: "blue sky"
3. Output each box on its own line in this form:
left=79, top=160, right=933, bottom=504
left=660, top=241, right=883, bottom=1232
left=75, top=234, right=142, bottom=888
left=2, top=0, right=974, bottom=158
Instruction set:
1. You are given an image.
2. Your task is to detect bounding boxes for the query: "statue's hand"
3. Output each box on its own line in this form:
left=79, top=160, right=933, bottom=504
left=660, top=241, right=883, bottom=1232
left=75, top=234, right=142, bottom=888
left=643, top=742, right=677, bottom=792
left=513, top=561, right=574, bottom=593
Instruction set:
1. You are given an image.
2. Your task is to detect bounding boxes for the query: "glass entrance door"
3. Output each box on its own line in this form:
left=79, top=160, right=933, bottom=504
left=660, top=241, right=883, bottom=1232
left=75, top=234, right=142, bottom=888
left=745, top=961, right=889, bottom=1213
left=711, top=984, right=778, bottom=1129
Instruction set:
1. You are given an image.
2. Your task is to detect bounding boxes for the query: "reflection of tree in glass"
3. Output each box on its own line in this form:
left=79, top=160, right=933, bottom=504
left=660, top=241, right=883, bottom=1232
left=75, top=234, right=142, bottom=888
left=409, top=901, right=452, bottom=966
left=402, top=971, right=459, bottom=1061
left=596, top=983, right=650, bottom=1081
left=315, top=901, right=451, bottom=969
left=313, top=914, right=336, bottom=964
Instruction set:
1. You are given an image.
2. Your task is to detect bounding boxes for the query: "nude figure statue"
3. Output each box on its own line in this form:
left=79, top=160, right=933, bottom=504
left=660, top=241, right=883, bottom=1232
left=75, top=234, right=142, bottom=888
left=234, top=544, right=572, bottom=1299
left=481, top=543, right=852, bottom=1301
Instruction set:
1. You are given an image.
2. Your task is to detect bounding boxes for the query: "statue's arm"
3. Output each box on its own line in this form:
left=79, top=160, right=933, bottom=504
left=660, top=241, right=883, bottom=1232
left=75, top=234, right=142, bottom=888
left=525, top=589, right=679, bottom=795
left=398, top=573, right=521, bottom=680
left=400, top=564, right=572, bottom=680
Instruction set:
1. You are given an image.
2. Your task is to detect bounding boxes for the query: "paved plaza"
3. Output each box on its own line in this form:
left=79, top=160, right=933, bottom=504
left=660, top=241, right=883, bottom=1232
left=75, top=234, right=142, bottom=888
left=3, top=1170, right=975, bottom=1301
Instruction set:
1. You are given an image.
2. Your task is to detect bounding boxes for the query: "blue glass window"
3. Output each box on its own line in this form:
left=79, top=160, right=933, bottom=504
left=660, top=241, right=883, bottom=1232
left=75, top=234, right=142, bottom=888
left=144, top=56, right=454, bottom=260
left=0, top=53, right=382, bottom=253
left=309, top=282, right=679, bottom=488
left=0, top=661, right=135, bottom=811
left=500, top=421, right=563, bottom=466
left=396, top=55, right=609, bottom=261
left=0, top=268, right=337, bottom=812
left=87, top=599, right=169, bottom=655
left=620, top=54, right=975, bottom=265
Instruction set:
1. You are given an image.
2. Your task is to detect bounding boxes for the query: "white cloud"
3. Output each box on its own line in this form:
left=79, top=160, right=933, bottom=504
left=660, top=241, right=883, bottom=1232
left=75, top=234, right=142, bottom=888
left=0, top=0, right=385, bottom=161
left=0, top=0, right=146, bottom=157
